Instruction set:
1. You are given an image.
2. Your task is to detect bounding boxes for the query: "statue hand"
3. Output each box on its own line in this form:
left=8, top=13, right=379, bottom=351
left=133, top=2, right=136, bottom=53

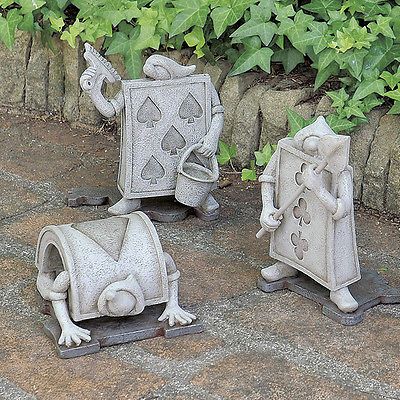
left=158, top=304, right=196, bottom=326
left=260, top=206, right=281, bottom=232
left=197, top=135, right=218, bottom=158
left=58, top=322, right=91, bottom=347
left=303, top=164, right=324, bottom=193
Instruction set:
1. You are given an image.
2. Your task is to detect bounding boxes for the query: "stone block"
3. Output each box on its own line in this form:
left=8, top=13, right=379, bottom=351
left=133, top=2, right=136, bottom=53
left=387, top=136, right=400, bottom=214
left=47, top=37, right=65, bottom=115
left=62, top=40, right=85, bottom=122
left=25, top=33, right=49, bottom=111
left=203, top=60, right=230, bottom=91
left=219, top=73, right=259, bottom=143
left=315, top=95, right=334, bottom=116
left=259, top=88, right=314, bottom=148
left=187, top=54, right=207, bottom=74
left=231, top=85, right=270, bottom=167
left=0, top=31, right=31, bottom=106
left=363, top=114, right=400, bottom=210
left=349, top=108, right=385, bottom=200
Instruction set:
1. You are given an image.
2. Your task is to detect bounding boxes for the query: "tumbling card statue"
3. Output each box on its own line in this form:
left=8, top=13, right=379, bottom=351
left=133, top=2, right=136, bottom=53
left=79, top=44, right=224, bottom=221
left=36, top=212, right=201, bottom=358
left=257, top=117, right=361, bottom=313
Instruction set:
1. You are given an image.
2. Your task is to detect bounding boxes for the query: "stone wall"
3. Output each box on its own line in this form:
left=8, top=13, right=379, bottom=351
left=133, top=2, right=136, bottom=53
left=0, top=32, right=399, bottom=215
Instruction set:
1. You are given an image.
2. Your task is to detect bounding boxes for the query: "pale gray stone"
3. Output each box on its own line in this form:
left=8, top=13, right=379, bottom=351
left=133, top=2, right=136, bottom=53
left=363, top=114, right=400, bottom=211
left=315, top=95, right=334, bottom=116
left=231, top=85, right=270, bottom=167
left=349, top=108, right=386, bottom=200
left=25, top=33, right=49, bottom=111
left=80, top=45, right=223, bottom=219
left=219, top=73, right=259, bottom=143
left=36, top=212, right=197, bottom=355
left=259, top=88, right=314, bottom=149
left=187, top=54, right=207, bottom=74
left=387, top=136, right=400, bottom=214
left=47, top=38, right=65, bottom=115
left=62, top=40, right=85, bottom=122
left=203, top=60, right=230, bottom=91
left=258, top=116, right=360, bottom=313
left=0, top=31, right=31, bottom=106
left=292, top=101, right=316, bottom=121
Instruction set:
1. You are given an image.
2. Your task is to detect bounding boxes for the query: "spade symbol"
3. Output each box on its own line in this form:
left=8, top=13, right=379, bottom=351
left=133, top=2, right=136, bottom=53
left=137, top=97, right=161, bottom=128
left=141, top=156, right=165, bottom=185
left=161, top=125, right=186, bottom=156
left=179, top=93, right=203, bottom=123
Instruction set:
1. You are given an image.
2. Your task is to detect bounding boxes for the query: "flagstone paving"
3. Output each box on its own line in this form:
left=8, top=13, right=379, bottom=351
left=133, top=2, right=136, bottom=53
left=0, top=113, right=399, bottom=400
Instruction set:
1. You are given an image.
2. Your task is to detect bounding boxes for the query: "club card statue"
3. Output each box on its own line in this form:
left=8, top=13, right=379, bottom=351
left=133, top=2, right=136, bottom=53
left=79, top=44, right=224, bottom=221
left=36, top=212, right=199, bottom=357
left=257, top=116, right=360, bottom=313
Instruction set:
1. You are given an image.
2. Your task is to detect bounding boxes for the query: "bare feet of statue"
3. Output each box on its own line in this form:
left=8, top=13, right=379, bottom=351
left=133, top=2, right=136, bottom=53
left=261, top=261, right=298, bottom=282
left=330, top=286, right=358, bottom=313
left=108, top=198, right=141, bottom=215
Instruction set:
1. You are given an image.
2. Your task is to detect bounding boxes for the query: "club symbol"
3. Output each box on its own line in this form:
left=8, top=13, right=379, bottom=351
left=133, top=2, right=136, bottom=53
left=137, top=97, right=161, bottom=128
left=161, top=125, right=186, bottom=155
left=295, top=163, right=307, bottom=186
left=179, top=93, right=203, bottom=123
left=290, top=231, right=308, bottom=260
left=293, top=197, right=311, bottom=226
left=141, top=156, right=165, bottom=185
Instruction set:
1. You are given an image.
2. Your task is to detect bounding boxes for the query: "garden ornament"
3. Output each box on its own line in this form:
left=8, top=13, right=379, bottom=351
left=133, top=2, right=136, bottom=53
left=257, top=116, right=361, bottom=314
left=36, top=212, right=200, bottom=357
left=80, top=44, right=224, bottom=221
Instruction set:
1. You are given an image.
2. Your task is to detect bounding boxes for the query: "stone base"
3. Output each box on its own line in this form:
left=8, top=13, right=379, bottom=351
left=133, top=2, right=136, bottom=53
left=43, top=304, right=204, bottom=358
left=257, top=268, right=400, bottom=326
left=65, top=187, right=218, bottom=222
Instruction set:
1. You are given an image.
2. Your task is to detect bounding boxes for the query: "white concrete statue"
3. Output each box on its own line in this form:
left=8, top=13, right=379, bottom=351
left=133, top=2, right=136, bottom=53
left=79, top=44, right=224, bottom=221
left=36, top=212, right=196, bottom=348
left=258, top=116, right=360, bottom=313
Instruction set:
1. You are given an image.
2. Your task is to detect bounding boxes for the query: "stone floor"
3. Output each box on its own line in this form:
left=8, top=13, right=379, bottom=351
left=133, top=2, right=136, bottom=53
left=0, top=113, right=400, bottom=400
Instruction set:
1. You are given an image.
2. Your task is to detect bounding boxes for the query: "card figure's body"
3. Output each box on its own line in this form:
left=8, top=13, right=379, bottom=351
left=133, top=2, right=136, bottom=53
left=80, top=46, right=224, bottom=219
left=259, top=117, right=361, bottom=313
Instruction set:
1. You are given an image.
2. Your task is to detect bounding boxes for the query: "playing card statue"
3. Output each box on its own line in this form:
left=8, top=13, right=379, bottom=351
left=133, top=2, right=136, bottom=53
left=79, top=44, right=224, bottom=220
left=257, top=116, right=361, bottom=313
left=36, top=212, right=198, bottom=357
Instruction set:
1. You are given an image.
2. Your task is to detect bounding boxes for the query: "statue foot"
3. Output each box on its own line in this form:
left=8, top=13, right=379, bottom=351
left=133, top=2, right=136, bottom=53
left=330, top=287, right=358, bottom=313
left=108, top=198, right=141, bottom=215
left=261, top=261, right=298, bottom=282
left=194, top=194, right=219, bottom=221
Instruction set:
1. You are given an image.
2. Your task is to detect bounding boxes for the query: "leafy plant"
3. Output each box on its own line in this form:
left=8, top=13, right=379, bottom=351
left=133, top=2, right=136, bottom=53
left=241, top=160, right=257, bottom=181
left=217, top=140, right=237, bottom=168
left=1, top=0, right=400, bottom=132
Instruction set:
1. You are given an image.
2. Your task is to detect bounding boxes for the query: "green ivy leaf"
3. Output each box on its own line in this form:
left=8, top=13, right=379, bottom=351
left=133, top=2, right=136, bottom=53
left=124, top=39, right=143, bottom=78
left=0, top=9, right=23, bottom=49
left=255, top=143, right=274, bottom=166
left=353, top=78, right=386, bottom=101
left=314, top=61, right=339, bottom=90
left=217, top=140, right=237, bottom=165
left=363, top=37, right=396, bottom=73
left=231, top=20, right=276, bottom=46
left=241, top=160, right=257, bottom=181
left=229, top=46, right=273, bottom=76
left=17, top=0, right=46, bottom=14
left=368, top=16, right=395, bottom=39
left=317, top=48, right=336, bottom=70
left=326, top=114, right=356, bottom=133
left=271, top=47, right=304, bottom=74
left=211, top=0, right=255, bottom=39
left=340, top=49, right=368, bottom=80
left=169, top=0, right=209, bottom=37
left=60, top=19, right=85, bottom=48
left=384, top=88, right=400, bottom=101
left=380, top=70, right=400, bottom=90
left=327, top=88, right=349, bottom=109
left=287, top=108, right=306, bottom=137
left=184, top=26, right=205, bottom=57
left=18, top=12, right=35, bottom=32
left=302, top=0, right=341, bottom=20
left=388, top=100, right=400, bottom=114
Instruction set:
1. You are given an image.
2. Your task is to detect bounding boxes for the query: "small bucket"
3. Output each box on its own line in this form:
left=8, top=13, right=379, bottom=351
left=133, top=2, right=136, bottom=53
left=175, top=143, right=219, bottom=207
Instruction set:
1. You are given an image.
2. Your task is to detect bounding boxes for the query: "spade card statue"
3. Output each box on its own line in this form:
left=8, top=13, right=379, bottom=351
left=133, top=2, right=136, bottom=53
left=257, top=116, right=361, bottom=313
left=36, top=212, right=197, bottom=356
left=80, top=44, right=224, bottom=220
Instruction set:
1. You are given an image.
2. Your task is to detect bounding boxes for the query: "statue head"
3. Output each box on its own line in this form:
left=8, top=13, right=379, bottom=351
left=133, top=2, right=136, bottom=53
left=143, top=54, right=196, bottom=80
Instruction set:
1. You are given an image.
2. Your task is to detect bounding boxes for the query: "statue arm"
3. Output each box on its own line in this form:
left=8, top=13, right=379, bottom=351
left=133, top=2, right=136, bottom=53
left=197, top=86, right=224, bottom=158
left=158, top=252, right=196, bottom=326
left=46, top=271, right=91, bottom=347
left=80, top=67, right=124, bottom=118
